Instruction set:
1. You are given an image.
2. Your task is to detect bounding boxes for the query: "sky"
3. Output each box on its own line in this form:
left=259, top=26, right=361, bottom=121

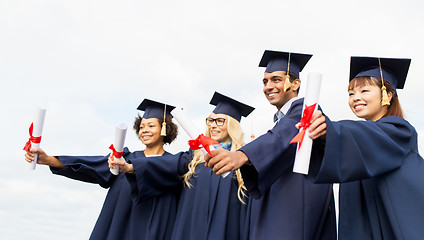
left=1, top=0, right=424, bottom=239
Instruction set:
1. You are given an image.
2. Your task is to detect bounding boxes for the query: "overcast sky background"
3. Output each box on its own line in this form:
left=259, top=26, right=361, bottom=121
left=1, top=0, right=424, bottom=239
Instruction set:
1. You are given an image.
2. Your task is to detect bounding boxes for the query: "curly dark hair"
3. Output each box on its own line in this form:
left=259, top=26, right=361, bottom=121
left=133, top=115, right=178, bottom=144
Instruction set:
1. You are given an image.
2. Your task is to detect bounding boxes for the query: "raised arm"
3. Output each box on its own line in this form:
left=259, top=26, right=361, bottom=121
left=25, top=148, right=65, bottom=169
left=310, top=116, right=416, bottom=183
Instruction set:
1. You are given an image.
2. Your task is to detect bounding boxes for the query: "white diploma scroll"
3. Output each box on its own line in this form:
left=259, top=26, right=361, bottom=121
left=293, top=72, right=322, bottom=175
left=170, top=108, right=230, bottom=178
left=110, top=123, right=128, bottom=175
left=29, top=108, right=47, bottom=170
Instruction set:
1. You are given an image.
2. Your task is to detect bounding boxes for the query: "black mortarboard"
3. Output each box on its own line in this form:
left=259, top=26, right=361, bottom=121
left=349, top=56, right=411, bottom=90
left=137, top=99, right=175, bottom=119
left=209, top=92, right=254, bottom=122
left=259, top=50, right=312, bottom=76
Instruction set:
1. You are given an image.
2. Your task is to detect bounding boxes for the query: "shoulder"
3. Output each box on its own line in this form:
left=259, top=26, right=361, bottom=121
left=379, top=115, right=413, bottom=126
left=363, top=115, right=416, bottom=134
left=126, top=149, right=145, bottom=158
left=122, top=147, right=132, bottom=156
left=163, top=150, right=191, bottom=156
left=332, top=116, right=418, bottom=144
left=378, top=116, right=417, bottom=137
left=284, top=98, right=304, bottom=119
left=290, top=98, right=306, bottom=111
left=164, top=151, right=193, bottom=160
left=291, top=97, right=304, bottom=108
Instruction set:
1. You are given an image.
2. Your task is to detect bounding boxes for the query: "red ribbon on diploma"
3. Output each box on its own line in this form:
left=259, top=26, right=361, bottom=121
left=290, top=103, right=317, bottom=149
left=23, top=123, right=42, bottom=151
left=188, top=134, right=220, bottom=157
left=109, top=144, right=123, bottom=158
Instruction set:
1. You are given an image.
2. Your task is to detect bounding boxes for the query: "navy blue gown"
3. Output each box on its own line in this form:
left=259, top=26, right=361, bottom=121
left=123, top=143, right=249, bottom=240
left=168, top=143, right=248, bottom=240
left=239, top=98, right=337, bottom=240
left=310, top=115, right=424, bottom=240
left=51, top=148, right=180, bottom=240
left=125, top=151, right=189, bottom=204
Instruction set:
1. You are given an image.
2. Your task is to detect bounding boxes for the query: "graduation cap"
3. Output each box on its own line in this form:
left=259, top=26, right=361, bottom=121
left=259, top=50, right=312, bottom=92
left=209, top=92, right=255, bottom=122
left=137, top=99, right=176, bottom=136
left=350, top=56, right=411, bottom=105
left=259, top=50, right=312, bottom=75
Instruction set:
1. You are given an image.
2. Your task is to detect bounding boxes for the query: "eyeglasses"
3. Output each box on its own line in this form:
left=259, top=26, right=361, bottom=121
left=206, top=117, right=226, bottom=126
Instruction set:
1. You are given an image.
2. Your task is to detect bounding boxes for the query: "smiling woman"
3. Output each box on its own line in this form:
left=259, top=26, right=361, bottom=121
left=138, top=118, right=164, bottom=147
left=308, top=56, right=424, bottom=240
left=133, top=115, right=178, bottom=153
left=172, top=91, right=255, bottom=240
left=206, top=113, right=231, bottom=143
left=24, top=99, right=183, bottom=240
left=348, top=76, right=403, bottom=121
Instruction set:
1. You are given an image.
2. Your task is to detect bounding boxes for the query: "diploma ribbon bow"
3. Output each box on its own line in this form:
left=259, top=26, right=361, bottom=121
left=109, top=144, right=124, bottom=159
left=188, top=134, right=220, bottom=157
left=23, top=123, right=42, bottom=151
left=290, top=103, right=317, bottom=150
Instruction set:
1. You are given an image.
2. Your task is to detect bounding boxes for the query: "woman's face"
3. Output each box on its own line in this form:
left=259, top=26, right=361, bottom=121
left=348, top=83, right=389, bottom=121
left=206, top=113, right=231, bottom=143
left=138, top=118, right=164, bottom=147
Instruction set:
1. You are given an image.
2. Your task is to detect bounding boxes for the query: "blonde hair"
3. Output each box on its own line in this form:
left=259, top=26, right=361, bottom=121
left=182, top=114, right=248, bottom=204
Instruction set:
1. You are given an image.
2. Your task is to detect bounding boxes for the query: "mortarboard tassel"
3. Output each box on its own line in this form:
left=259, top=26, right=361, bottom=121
left=378, top=58, right=390, bottom=106
left=381, top=84, right=390, bottom=106
left=161, top=104, right=167, bottom=136
left=283, top=52, right=293, bottom=92
left=284, top=74, right=293, bottom=92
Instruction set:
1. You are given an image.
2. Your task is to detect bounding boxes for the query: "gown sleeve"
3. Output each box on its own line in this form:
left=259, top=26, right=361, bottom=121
left=239, top=101, right=303, bottom=198
left=310, top=116, right=416, bottom=183
left=125, top=151, right=192, bottom=203
left=49, top=148, right=131, bottom=188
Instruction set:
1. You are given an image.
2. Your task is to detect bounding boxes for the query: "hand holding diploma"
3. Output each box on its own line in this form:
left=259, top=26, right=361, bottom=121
left=24, top=148, right=65, bottom=169
left=170, top=107, right=231, bottom=178
left=108, top=154, right=135, bottom=174
left=23, top=108, right=46, bottom=170
left=204, top=149, right=249, bottom=175
left=304, top=110, right=327, bottom=140
left=109, top=123, right=128, bottom=175
left=290, top=72, right=322, bottom=175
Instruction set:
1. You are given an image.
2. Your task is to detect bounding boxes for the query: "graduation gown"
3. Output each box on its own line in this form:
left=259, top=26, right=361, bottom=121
left=124, top=151, right=189, bottom=204
left=239, top=98, right=337, bottom=240
left=51, top=148, right=180, bottom=240
left=310, top=115, right=424, bottom=240
left=171, top=143, right=249, bottom=240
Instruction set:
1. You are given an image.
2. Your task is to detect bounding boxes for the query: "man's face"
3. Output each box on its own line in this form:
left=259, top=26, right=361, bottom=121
left=262, top=71, right=296, bottom=110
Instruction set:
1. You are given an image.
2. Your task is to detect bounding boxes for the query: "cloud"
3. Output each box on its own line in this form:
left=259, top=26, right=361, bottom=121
left=1, top=167, right=106, bottom=240
left=2, top=0, right=424, bottom=239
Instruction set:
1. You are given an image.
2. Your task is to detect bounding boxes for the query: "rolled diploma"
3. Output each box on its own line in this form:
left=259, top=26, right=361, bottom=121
left=110, top=123, right=128, bottom=175
left=293, top=72, right=322, bottom=175
left=30, top=108, right=47, bottom=170
left=170, top=108, right=230, bottom=178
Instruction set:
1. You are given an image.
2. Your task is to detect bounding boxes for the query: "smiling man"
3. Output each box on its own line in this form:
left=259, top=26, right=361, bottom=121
left=205, top=50, right=336, bottom=240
